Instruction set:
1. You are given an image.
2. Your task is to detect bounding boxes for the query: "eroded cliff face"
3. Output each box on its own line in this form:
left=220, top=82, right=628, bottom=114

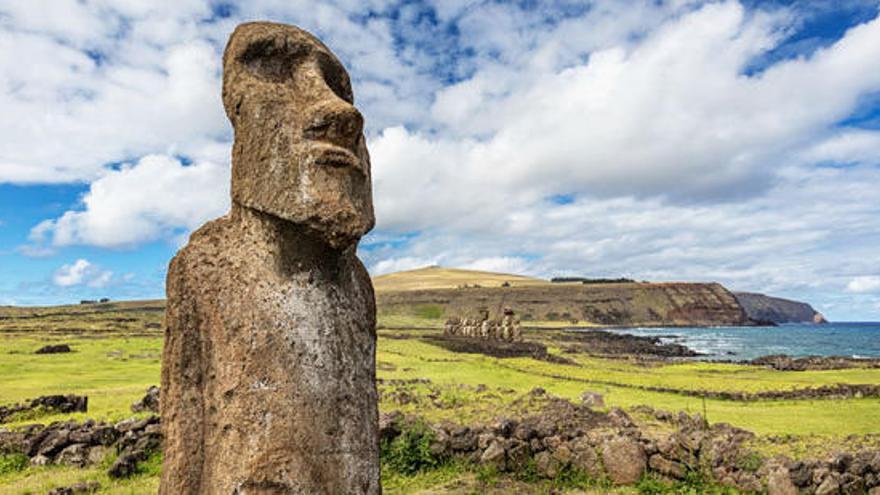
left=733, top=292, right=828, bottom=324
left=378, top=282, right=750, bottom=327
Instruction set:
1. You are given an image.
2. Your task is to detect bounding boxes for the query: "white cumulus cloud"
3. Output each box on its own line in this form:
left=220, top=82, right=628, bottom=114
left=847, top=276, right=880, bottom=293
left=53, top=259, right=113, bottom=288
left=28, top=155, right=229, bottom=249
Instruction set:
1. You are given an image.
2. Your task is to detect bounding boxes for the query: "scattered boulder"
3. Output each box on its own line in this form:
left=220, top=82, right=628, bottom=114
left=130, top=386, right=159, bottom=413
left=602, top=435, right=647, bottom=484
left=1, top=414, right=158, bottom=479
left=31, top=395, right=87, bottom=414
left=378, top=411, right=404, bottom=442
left=108, top=453, right=142, bottom=479
left=580, top=391, right=605, bottom=408
left=506, top=439, right=531, bottom=472
left=649, top=454, right=686, bottom=479
left=569, top=437, right=602, bottom=478
left=56, top=443, right=90, bottom=467
left=535, top=450, right=562, bottom=478
left=0, top=395, right=87, bottom=423
left=35, top=344, right=72, bottom=354
left=480, top=440, right=506, bottom=470
left=816, top=475, right=841, bottom=495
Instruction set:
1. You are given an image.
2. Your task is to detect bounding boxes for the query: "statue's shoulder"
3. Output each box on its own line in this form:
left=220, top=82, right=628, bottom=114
left=169, top=215, right=235, bottom=277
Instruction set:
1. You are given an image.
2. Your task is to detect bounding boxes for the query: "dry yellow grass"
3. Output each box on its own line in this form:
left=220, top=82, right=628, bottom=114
left=372, top=266, right=549, bottom=292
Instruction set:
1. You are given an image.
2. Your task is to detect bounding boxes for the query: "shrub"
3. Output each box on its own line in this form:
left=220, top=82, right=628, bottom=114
left=637, top=473, right=672, bottom=495
left=0, top=454, right=28, bottom=475
left=381, top=419, right=441, bottom=475
left=414, top=305, right=444, bottom=320
left=551, top=465, right=600, bottom=490
left=735, top=451, right=763, bottom=473
left=637, top=471, right=744, bottom=495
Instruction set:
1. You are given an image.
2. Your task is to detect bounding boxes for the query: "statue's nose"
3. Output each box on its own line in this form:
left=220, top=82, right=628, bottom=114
left=303, top=98, right=364, bottom=152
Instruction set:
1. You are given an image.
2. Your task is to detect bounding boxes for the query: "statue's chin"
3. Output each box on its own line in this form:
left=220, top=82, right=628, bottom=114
left=264, top=208, right=372, bottom=250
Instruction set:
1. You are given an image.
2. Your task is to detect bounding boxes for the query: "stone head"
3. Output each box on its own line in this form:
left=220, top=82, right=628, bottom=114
left=222, top=22, right=375, bottom=249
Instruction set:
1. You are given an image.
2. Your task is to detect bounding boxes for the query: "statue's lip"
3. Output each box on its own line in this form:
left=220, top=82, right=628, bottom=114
left=311, top=144, right=360, bottom=168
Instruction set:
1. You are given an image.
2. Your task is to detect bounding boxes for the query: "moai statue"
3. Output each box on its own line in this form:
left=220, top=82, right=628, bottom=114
left=444, top=317, right=460, bottom=336
left=160, top=22, right=379, bottom=494
left=500, top=308, right=512, bottom=342
left=480, top=319, right=491, bottom=339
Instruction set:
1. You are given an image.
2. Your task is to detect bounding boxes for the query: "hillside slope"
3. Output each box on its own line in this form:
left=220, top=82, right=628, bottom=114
left=734, top=292, right=828, bottom=324
left=372, top=266, right=546, bottom=292
left=377, top=280, right=750, bottom=327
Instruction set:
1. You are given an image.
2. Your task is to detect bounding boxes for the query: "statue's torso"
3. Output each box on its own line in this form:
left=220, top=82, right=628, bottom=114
left=160, top=216, right=379, bottom=495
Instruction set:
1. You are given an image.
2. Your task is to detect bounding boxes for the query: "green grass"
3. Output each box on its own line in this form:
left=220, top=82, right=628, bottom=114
left=375, top=333, right=880, bottom=436
left=0, top=335, right=161, bottom=428
left=2, top=307, right=880, bottom=493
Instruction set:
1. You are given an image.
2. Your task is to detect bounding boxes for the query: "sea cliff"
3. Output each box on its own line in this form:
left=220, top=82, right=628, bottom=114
left=377, top=282, right=751, bottom=327
left=733, top=292, right=828, bottom=324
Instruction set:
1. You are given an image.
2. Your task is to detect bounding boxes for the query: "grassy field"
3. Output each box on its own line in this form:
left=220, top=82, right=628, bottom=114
left=1, top=301, right=879, bottom=493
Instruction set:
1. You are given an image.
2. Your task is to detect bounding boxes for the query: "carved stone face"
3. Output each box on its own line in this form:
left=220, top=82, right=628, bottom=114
left=222, top=22, right=375, bottom=249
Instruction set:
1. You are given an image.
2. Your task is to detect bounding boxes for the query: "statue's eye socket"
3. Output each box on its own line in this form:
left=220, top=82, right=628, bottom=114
left=317, top=54, right=354, bottom=104
left=239, top=39, right=307, bottom=83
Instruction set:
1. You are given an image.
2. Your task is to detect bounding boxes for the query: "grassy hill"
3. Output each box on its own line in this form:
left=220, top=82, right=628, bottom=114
left=372, top=266, right=548, bottom=292
left=373, top=266, right=749, bottom=327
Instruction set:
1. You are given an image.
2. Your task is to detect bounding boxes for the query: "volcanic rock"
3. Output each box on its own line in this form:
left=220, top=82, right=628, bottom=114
left=130, top=386, right=159, bottom=413
left=159, top=21, right=379, bottom=495
left=602, top=435, right=647, bottom=484
left=35, top=344, right=72, bottom=354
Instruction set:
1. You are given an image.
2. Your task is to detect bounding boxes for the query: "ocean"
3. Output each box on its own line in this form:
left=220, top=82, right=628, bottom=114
left=602, top=322, right=880, bottom=360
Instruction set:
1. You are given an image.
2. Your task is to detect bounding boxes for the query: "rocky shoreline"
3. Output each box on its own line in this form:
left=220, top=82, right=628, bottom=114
left=746, top=354, right=880, bottom=371
left=558, top=328, right=880, bottom=371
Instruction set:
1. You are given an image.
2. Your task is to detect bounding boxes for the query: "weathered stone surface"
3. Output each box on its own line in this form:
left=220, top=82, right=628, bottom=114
left=766, top=466, right=798, bottom=495
left=816, top=475, right=841, bottom=495
left=56, top=443, right=90, bottom=467
left=1, top=395, right=88, bottom=424
left=506, top=439, right=531, bottom=472
left=602, top=436, right=647, bottom=485
left=130, top=386, right=159, bottom=413
left=535, top=451, right=562, bottom=479
left=222, top=24, right=374, bottom=248
left=480, top=440, right=506, bottom=470
left=109, top=453, right=142, bottom=479
left=580, top=391, right=605, bottom=408
left=35, top=344, right=72, bottom=354
left=570, top=437, right=602, bottom=478
left=649, top=454, right=686, bottom=479
left=159, top=21, right=379, bottom=495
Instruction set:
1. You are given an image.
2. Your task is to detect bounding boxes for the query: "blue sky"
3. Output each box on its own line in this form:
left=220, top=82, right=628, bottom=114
left=1, top=0, right=879, bottom=320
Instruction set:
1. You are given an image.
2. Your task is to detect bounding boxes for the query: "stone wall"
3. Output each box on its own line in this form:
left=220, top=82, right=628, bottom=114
left=380, top=392, right=880, bottom=494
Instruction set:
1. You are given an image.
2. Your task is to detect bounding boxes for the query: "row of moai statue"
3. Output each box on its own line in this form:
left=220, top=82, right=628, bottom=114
left=444, top=308, right=522, bottom=342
